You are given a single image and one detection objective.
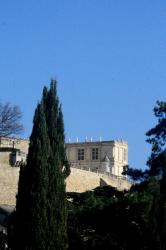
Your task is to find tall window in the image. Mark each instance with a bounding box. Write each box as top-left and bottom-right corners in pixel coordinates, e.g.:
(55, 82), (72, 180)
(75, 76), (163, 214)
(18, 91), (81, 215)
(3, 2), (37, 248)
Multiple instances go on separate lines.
(78, 148), (84, 161)
(92, 148), (99, 160)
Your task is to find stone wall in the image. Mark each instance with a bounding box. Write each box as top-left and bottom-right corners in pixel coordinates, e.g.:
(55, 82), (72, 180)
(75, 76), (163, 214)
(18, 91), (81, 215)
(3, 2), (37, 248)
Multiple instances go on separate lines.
(66, 168), (131, 192)
(0, 152), (11, 165)
(66, 168), (101, 192)
(0, 164), (19, 205)
(0, 137), (29, 154)
(0, 164), (131, 206)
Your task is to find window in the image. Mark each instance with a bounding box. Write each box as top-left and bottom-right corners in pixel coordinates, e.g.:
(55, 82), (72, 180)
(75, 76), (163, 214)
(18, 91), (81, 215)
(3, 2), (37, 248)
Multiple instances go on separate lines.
(92, 148), (99, 160)
(78, 149), (84, 161)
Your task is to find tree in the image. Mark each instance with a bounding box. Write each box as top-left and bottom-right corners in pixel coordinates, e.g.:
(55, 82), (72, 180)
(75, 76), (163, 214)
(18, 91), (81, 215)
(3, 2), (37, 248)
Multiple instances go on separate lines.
(146, 101), (166, 249)
(122, 165), (149, 182)
(121, 101), (166, 248)
(8, 80), (70, 250)
(122, 101), (166, 182)
(67, 186), (156, 250)
(0, 102), (23, 137)
(146, 101), (166, 176)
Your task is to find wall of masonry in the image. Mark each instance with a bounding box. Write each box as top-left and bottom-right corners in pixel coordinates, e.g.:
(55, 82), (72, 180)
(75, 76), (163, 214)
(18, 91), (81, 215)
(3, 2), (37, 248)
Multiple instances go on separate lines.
(0, 164), (131, 206)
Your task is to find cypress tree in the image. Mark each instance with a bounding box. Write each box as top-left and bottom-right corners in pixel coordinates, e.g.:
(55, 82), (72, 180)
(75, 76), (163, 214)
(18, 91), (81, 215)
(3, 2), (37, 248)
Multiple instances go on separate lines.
(44, 80), (69, 249)
(9, 80), (69, 250)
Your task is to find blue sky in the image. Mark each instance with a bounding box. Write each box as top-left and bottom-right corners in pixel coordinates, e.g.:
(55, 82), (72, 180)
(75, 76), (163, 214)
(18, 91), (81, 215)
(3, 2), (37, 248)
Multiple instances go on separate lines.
(0, 1), (166, 169)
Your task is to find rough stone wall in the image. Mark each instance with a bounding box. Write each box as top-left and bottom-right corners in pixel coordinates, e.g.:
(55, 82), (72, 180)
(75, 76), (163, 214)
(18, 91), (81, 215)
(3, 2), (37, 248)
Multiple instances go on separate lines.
(0, 152), (11, 165)
(100, 175), (131, 191)
(0, 164), (131, 206)
(66, 168), (101, 192)
(0, 137), (29, 154)
(66, 168), (131, 192)
(0, 164), (19, 205)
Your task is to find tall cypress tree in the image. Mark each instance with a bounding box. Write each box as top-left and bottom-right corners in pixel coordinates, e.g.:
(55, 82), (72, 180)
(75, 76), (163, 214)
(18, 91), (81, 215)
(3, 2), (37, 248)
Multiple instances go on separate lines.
(8, 80), (69, 250)
(44, 80), (69, 249)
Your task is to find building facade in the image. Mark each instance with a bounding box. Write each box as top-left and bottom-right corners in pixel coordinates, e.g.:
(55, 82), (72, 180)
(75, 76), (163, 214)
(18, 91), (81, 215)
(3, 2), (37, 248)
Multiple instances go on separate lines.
(0, 137), (29, 165)
(0, 137), (128, 177)
(66, 140), (128, 177)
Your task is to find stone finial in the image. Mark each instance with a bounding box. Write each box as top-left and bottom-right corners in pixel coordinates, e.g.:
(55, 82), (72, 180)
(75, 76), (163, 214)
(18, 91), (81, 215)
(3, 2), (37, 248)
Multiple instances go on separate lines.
(103, 154), (110, 162)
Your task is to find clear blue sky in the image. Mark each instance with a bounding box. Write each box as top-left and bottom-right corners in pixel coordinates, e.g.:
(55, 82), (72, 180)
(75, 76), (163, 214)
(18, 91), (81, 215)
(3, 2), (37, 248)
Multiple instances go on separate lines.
(0, 1), (166, 169)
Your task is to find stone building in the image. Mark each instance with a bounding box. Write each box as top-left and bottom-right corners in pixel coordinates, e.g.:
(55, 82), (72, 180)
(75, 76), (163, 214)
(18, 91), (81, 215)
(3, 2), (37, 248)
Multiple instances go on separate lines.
(66, 140), (128, 177)
(0, 137), (29, 166)
(0, 137), (130, 205)
(0, 137), (128, 177)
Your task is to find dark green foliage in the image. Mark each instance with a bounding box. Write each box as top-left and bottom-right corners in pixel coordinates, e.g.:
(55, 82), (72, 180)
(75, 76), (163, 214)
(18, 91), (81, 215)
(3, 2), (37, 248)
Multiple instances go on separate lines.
(158, 152), (166, 250)
(146, 101), (166, 176)
(122, 101), (166, 249)
(122, 165), (149, 182)
(8, 80), (69, 249)
(146, 101), (166, 154)
(123, 101), (166, 181)
(67, 186), (157, 250)
(0, 231), (7, 250)
(145, 101), (166, 249)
